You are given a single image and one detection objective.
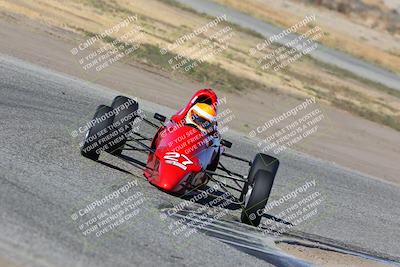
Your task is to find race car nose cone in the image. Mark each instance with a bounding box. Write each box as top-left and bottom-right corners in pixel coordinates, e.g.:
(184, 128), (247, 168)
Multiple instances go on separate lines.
(161, 182), (175, 191)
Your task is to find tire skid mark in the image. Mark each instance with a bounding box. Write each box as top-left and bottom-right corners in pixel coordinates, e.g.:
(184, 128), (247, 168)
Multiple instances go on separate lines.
(163, 207), (400, 267)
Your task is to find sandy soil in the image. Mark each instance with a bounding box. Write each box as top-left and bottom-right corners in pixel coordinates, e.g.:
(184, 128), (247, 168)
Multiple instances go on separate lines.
(0, 13), (399, 187)
(213, 0), (400, 74)
(0, 256), (25, 267)
(278, 243), (393, 267)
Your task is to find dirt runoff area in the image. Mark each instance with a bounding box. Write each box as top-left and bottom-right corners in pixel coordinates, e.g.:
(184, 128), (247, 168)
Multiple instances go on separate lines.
(278, 243), (393, 267)
(0, 11), (399, 189)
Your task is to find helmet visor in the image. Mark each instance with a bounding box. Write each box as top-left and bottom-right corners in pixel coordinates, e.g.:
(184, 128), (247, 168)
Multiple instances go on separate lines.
(190, 112), (214, 131)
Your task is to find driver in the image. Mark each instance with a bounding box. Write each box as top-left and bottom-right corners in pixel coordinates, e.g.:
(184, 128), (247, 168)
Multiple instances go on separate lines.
(185, 103), (217, 134)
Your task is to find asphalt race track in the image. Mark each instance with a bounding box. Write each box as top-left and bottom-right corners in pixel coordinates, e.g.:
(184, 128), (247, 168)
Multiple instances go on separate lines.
(1, 54), (400, 266)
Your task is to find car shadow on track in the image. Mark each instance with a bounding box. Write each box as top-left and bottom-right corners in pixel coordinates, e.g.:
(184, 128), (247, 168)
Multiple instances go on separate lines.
(118, 154), (148, 170)
(103, 153), (292, 226)
(182, 185), (292, 226)
(97, 160), (134, 175)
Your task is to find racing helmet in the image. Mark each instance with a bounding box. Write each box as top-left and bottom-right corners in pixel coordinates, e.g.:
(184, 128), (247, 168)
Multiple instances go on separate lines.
(185, 103), (217, 133)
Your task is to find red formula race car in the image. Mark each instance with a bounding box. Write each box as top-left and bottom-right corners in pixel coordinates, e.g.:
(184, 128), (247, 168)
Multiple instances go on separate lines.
(80, 89), (279, 226)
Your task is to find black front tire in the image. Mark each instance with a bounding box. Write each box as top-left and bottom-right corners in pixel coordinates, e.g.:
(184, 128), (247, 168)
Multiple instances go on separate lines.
(240, 153), (279, 201)
(81, 105), (114, 161)
(108, 95), (139, 155)
(241, 170), (275, 227)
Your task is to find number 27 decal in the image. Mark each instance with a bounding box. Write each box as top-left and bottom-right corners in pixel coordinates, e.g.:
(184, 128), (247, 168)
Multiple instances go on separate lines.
(163, 152), (193, 170)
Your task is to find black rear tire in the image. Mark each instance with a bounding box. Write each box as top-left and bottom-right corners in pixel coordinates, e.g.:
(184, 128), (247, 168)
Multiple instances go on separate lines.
(241, 170), (275, 227)
(108, 96), (139, 155)
(240, 153), (279, 201)
(81, 105), (114, 161)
